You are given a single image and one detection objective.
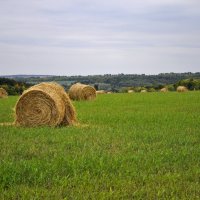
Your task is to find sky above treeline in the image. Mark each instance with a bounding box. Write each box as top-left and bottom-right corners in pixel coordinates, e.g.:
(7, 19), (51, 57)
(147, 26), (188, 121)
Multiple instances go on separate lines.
(0, 0), (200, 75)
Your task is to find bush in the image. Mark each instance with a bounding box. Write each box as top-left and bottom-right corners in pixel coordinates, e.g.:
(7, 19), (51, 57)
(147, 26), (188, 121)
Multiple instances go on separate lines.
(148, 88), (156, 92)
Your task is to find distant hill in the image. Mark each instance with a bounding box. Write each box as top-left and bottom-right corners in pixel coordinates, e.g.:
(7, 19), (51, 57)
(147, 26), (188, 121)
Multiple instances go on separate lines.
(0, 75), (54, 79)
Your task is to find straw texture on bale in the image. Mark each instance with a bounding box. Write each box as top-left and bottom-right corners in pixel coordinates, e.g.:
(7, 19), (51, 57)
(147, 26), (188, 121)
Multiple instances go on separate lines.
(15, 82), (76, 127)
(177, 86), (188, 92)
(0, 88), (8, 98)
(69, 83), (96, 100)
(160, 88), (168, 92)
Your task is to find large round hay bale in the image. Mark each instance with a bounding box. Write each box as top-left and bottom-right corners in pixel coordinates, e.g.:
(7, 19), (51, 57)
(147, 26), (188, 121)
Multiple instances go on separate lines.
(141, 89), (147, 93)
(160, 88), (168, 92)
(0, 88), (8, 98)
(15, 82), (76, 127)
(69, 83), (96, 101)
(177, 86), (188, 92)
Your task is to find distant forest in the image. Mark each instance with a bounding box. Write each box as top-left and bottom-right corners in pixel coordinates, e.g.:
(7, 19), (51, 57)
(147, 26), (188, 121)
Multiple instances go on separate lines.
(1, 72), (200, 94)
(7, 72), (200, 90)
(0, 77), (30, 95)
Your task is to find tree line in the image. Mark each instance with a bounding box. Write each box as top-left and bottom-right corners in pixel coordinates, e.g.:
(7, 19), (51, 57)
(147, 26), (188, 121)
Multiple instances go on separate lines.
(1, 72), (200, 94)
(0, 78), (30, 95)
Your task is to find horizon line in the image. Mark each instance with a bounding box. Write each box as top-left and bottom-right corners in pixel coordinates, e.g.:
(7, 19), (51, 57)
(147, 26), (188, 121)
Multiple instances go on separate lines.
(0, 71), (200, 77)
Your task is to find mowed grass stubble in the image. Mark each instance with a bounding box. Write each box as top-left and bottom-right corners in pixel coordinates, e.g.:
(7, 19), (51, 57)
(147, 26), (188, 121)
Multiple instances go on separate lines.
(0, 92), (200, 199)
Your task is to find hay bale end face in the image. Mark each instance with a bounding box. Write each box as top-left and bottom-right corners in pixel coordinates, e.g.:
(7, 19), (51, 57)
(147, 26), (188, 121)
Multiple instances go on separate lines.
(177, 86), (188, 92)
(0, 88), (8, 98)
(15, 82), (76, 127)
(69, 83), (96, 101)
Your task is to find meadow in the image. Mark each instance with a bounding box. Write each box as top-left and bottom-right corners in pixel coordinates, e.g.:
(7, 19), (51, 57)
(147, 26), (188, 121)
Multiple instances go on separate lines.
(0, 92), (200, 199)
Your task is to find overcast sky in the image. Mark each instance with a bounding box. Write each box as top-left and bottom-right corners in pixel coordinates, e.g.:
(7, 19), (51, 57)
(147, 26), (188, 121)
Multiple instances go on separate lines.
(0, 0), (199, 75)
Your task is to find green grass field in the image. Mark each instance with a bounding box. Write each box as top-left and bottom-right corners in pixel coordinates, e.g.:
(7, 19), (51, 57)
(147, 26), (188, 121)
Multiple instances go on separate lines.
(0, 92), (200, 199)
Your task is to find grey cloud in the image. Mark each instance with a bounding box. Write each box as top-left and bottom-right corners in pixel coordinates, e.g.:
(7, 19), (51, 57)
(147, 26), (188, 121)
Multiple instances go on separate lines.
(0, 0), (199, 75)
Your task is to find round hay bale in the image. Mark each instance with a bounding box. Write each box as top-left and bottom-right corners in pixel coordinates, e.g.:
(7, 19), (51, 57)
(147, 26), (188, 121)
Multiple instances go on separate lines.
(69, 83), (96, 101)
(15, 82), (76, 127)
(141, 89), (147, 93)
(160, 88), (168, 92)
(128, 90), (134, 93)
(177, 86), (188, 92)
(0, 88), (8, 98)
(96, 90), (106, 94)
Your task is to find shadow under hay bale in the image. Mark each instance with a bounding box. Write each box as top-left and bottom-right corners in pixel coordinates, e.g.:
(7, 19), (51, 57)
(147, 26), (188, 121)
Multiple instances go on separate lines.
(15, 82), (76, 127)
(69, 83), (96, 101)
(177, 86), (188, 92)
(0, 88), (8, 98)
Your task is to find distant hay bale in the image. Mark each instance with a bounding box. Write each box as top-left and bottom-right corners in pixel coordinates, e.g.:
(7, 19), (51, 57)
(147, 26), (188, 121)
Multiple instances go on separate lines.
(96, 90), (106, 94)
(128, 90), (134, 93)
(69, 83), (96, 100)
(0, 88), (8, 98)
(141, 89), (147, 93)
(107, 92), (112, 94)
(160, 88), (168, 92)
(15, 82), (76, 127)
(177, 86), (188, 92)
